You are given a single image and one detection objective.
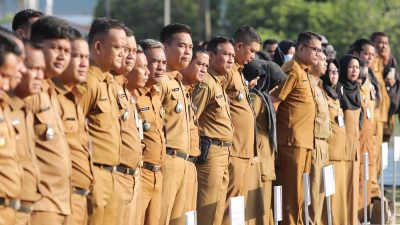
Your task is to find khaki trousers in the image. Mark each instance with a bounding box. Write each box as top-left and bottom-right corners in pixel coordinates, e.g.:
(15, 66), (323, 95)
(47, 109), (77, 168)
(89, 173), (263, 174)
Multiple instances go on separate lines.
(309, 140), (329, 225)
(345, 160), (360, 225)
(0, 207), (16, 225)
(246, 157), (265, 225)
(15, 211), (31, 225)
(262, 180), (274, 225)
(69, 193), (88, 225)
(87, 166), (121, 225)
(138, 169), (162, 225)
(371, 121), (383, 198)
(279, 146), (312, 225)
(159, 155), (187, 225)
(115, 171), (141, 225)
(31, 211), (68, 225)
(184, 161), (198, 212)
(321, 160), (347, 225)
(196, 145), (229, 225)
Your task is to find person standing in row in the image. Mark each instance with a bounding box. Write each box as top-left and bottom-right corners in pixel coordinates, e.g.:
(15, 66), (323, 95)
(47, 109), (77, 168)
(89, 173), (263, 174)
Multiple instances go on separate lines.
(223, 25), (262, 225)
(29, 16), (73, 225)
(158, 23), (193, 225)
(192, 36), (235, 225)
(79, 18), (125, 225)
(134, 39), (166, 225)
(336, 54), (362, 225)
(12, 9), (43, 40)
(50, 28), (94, 225)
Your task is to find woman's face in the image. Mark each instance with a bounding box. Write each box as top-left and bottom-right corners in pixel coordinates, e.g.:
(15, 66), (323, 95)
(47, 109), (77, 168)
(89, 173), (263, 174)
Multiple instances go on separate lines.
(328, 63), (339, 86)
(347, 59), (360, 82)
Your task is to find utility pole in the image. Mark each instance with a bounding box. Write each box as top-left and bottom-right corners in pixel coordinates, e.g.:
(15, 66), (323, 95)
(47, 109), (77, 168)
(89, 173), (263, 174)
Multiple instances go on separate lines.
(104, 0), (111, 18)
(203, 0), (211, 40)
(45, 0), (53, 15)
(164, 0), (171, 26)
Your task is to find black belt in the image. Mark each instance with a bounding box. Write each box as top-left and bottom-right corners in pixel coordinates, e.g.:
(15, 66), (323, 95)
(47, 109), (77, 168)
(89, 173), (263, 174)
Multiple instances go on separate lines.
(93, 163), (116, 172)
(211, 140), (232, 147)
(73, 187), (90, 196)
(0, 197), (20, 210)
(166, 149), (190, 160)
(187, 155), (196, 163)
(116, 164), (139, 176)
(142, 162), (161, 172)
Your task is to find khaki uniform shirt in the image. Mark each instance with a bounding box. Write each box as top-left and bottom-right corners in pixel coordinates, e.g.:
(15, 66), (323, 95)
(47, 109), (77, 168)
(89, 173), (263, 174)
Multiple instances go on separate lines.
(309, 76), (331, 139)
(51, 77), (94, 190)
(158, 70), (190, 153)
(225, 63), (255, 158)
(326, 96), (346, 161)
(344, 108), (361, 161)
(114, 75), (142, 168)
(25, 80), (71, 214)
(79, 65), (121, 166)
(0, 92), (22, 199)
(184, 84), (200, 157)
(133, 86), (165, 166)
(250, 92), (275, 181)
(8, 93), (41, 202)
(359, 77), (376, 162)
(272, 55), (315, 149)
(192, 69), (234, 142)
(372, 57), (390, 123)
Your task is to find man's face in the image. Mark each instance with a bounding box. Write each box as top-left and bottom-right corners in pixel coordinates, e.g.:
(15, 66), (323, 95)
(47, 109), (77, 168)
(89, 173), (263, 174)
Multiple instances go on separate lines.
(63, 39), (90, 85)
(357, 44), (375, 68)
(264, 43), (277, 59)
(127, 53), (149, 88)
(164, 32), (193, 71)
(298, 38), (322, 66)
(96, 28), (126, 72)
(311, 53), (327, 77)
(234, 41), (260, 65)
(16, 46), (45, 96)
(145, 48), (167, 86)
(116, 36), (137, 75)
(0, 53), (20, 91)
(374, 36), (389, 56)
(182, 52), (209, 84)
(210, 42), (235, 75)
(41, 38), (71, 78)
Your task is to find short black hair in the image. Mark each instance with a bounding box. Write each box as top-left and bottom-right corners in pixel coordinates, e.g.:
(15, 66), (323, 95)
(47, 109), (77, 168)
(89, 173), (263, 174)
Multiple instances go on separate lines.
(207, 36), (234, 54)
(370, 32), (388, 42)
(124, 26), (134, 37)
(88, 17), (125, 46)
(192, 45), (208, 61)
(232, 25), (261, 44)
(70, 28), (84, 41)
(159, 23), (191, 44)
(0, 31), (22, 66)
(30, 16), (72, 43)
(262, 39), (278, 49)
(12, 9), (44, 31)
(295, 31), (322, 50)
(352, 38), (374, 54)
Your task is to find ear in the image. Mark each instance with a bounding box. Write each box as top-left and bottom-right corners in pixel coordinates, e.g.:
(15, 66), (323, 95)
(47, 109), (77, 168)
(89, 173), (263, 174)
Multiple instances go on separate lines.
(94, 41), (101, 54)
(208, 51), (215, 61)
(234, 42), (242, 51)
(15, 29), (24, 37)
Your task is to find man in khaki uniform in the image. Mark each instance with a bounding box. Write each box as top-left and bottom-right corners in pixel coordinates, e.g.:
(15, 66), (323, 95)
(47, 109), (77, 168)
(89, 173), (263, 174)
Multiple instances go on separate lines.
(49, 29), (94, 225)
(271, 31), (322, 225)
(12, 9), (43, 39)
(179, 47), (209, 215)
(308, 52), (331, 225)
(9, 41), (43, 225)
(0, 31), (25, 225)
(192, 36), (235, 225)
(29, 16), (73, 225)
(110, 27), (142, 225)
(158, 23), (193, 225)
(133, 39), (166, 225)
(79, 18), (125, 225)
(222, 26), (262, 225)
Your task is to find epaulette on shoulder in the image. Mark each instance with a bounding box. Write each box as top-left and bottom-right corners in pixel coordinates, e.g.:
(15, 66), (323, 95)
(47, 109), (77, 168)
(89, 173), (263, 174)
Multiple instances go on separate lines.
(75, 82), (88, 95)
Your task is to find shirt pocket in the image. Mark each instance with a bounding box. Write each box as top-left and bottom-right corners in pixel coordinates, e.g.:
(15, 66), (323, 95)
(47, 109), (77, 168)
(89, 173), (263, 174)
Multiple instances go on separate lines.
(62, 117), (79, 134)
(34, 110), (55, 140)
(215, 97), (227, 119)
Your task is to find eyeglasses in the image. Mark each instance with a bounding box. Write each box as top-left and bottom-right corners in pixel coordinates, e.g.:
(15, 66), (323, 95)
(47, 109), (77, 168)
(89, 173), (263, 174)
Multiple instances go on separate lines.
(304, 44), (323, 53)
(329, 69), (339, 75)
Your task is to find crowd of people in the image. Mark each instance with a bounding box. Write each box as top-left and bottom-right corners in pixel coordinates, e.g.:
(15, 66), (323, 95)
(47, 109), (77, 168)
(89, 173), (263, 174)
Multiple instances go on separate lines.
(0, 8), (398, 225)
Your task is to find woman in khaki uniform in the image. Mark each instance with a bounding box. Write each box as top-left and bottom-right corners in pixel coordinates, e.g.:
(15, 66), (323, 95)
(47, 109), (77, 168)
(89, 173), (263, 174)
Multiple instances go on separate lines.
(336, 55), (362, 225)
(320, 59), (347, 225)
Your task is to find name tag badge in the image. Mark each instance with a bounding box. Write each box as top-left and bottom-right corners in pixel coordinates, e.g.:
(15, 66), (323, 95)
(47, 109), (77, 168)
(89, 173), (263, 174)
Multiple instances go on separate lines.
(366, 107), (372, 119)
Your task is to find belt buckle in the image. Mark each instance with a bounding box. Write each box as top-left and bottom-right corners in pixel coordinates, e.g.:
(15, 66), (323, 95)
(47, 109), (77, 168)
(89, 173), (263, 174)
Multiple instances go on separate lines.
(185, 153), (189, 160)
(9, 199), (20, 210)
(84, 189), (90, 196)
(125, 168), (130, 174)
(112, 166), (117, 173)
(134, 169), (139, 176)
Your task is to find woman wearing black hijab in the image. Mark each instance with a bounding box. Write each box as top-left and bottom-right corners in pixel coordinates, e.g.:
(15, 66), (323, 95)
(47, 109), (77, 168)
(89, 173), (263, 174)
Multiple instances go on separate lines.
(336, 54), (362, 225)
(320, 59), (348, 225)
